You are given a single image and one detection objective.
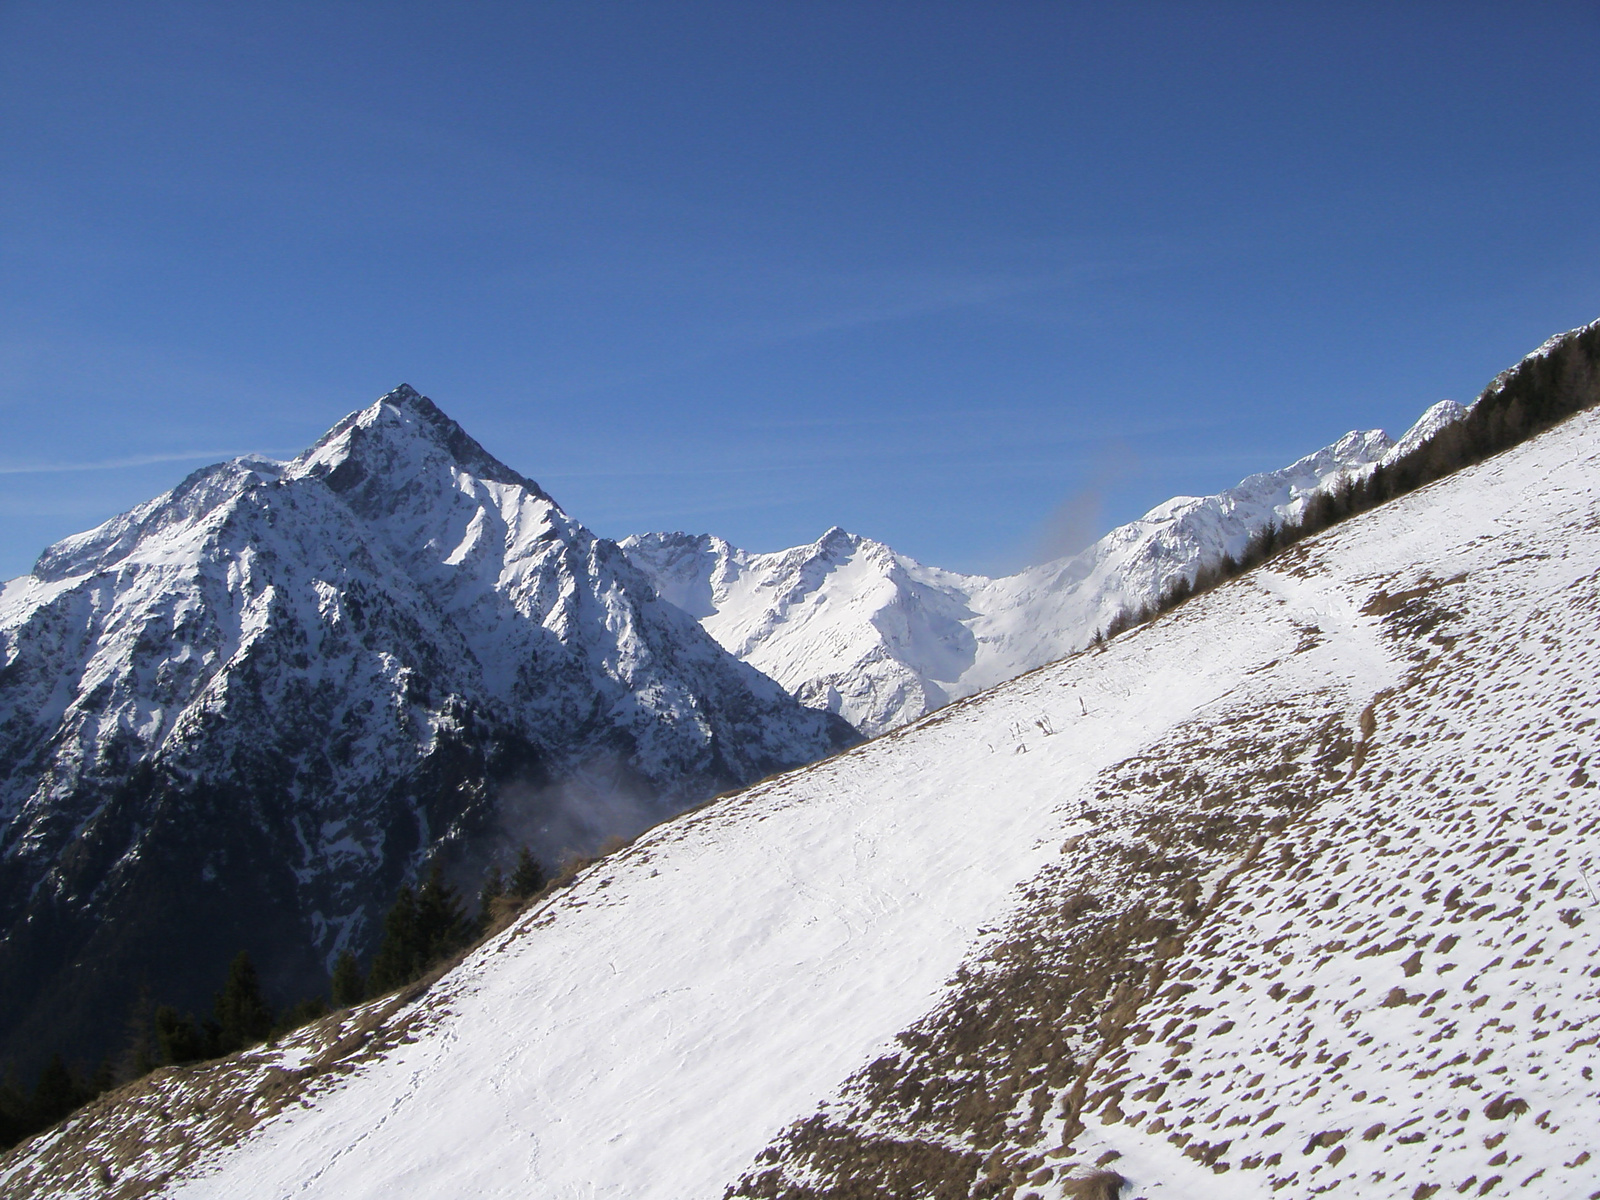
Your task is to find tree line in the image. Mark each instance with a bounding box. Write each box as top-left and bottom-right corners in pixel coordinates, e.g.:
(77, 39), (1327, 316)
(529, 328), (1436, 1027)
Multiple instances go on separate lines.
(0, 847), (547, 1151)
(1097, 320), (1600, 642)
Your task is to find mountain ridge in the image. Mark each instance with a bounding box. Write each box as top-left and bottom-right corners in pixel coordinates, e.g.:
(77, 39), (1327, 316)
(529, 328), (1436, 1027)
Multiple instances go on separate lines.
(0, 386), (854, 1078)
(622, 406), (1462, 735)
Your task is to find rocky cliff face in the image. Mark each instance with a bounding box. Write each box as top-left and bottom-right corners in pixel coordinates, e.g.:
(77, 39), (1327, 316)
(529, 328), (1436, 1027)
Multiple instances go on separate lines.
(0, 386), (855, 1074)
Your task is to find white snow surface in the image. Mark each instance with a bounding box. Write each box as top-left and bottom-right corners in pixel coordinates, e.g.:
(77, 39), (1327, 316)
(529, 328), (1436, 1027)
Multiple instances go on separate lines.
(44, 401), (1592, 1199)
(623, 405), (1461, 736)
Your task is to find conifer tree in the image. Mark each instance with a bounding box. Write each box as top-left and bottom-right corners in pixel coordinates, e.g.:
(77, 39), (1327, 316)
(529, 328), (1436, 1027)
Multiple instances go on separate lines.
(367, 865), (474, 994)
(414, 862), (469, 964)
(509, 846), (546, 899)
(214, 951), (274, 1054)
(365, 885), (420, 994)
(120, 985), (160, 1081)
(154, 1005), (208, 1064)
(478, 863), (504, 906)
(88, 1058), (114, 1097)
(476, 863), (507, 933)
(330, 949), (366, 1008)
(30, 1054), (78, 1128)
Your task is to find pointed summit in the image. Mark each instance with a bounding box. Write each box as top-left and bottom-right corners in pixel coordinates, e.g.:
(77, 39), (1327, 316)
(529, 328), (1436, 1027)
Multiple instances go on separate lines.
(291, 386), (550, 501)
(0, 382), (855, 1084)
(811, 526), (863, 563)
(374, 383), (479, 439)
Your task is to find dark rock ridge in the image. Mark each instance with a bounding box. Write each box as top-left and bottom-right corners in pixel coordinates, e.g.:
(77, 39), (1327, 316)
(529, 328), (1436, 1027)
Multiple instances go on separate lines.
(0, 385), (857, 1075)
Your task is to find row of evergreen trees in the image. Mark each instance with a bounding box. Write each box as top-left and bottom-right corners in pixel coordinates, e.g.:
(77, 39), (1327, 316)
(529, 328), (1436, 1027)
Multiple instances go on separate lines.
(0, 847), (549, 1151)
(331, 848), (546, 1006)
(0, 950), (281, 1149)
(1097, 320), (1600, 642)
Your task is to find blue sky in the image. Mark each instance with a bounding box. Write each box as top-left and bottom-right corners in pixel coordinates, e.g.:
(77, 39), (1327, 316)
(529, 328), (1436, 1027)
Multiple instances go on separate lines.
(3, 2), (1598, 579)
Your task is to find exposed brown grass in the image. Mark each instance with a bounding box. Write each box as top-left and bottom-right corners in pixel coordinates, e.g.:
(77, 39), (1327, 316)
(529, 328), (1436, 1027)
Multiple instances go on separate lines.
(726, 694), (1357, 1198)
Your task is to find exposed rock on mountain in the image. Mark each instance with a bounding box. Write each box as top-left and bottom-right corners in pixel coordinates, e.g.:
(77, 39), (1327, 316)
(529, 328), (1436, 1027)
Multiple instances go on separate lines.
(0, 386), (855, 1076)
(623, 408), (1462, 735)
(6, 325), (1597, 1200)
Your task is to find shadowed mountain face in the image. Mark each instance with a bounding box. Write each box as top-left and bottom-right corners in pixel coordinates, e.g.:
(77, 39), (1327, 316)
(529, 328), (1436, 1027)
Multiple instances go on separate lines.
(0, 386), (857, 1075)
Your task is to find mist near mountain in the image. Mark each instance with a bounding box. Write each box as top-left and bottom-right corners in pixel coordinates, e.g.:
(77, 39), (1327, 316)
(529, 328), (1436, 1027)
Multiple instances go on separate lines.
(622, 406), (1464, 735)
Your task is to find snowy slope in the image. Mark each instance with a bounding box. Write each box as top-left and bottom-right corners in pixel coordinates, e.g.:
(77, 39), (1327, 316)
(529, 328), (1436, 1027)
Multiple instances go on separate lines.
(10, 392), (1597, 1199)
(623, 406), (1461, 735)
(0, 386), (853, 1076)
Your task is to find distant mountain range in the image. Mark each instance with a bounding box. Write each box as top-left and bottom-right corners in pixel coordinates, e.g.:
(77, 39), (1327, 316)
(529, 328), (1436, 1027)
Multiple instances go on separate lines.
(0, 386), (854, 1075)
(622, 400), (1463, 735)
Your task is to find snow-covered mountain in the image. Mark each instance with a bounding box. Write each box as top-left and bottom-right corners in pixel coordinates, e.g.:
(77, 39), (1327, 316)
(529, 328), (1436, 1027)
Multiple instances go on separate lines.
(621, 526), (987, 736)
(7, 329), (1597, 1200)
(623, 404), (1463, 735)
(0, 386), (854, 1075)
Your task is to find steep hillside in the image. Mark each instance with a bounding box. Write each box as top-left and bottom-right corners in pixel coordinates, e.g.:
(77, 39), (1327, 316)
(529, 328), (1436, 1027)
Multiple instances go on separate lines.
(623, 408), (1458, 735)
(8, 366), (1598, 1198)
(0, 386), (854, 1077)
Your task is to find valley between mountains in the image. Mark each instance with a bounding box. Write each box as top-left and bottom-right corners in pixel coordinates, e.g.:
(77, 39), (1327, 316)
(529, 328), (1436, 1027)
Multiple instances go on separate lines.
(4, 328), (1598, 1198)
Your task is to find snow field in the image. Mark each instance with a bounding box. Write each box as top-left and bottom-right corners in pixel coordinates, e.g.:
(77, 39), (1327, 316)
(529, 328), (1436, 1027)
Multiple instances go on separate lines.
(157, 561), (1317, 1199)
(1048, 537), (1600, 1197)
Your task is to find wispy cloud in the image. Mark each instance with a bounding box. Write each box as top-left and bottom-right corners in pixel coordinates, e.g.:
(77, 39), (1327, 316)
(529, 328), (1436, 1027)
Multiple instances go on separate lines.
(499, 233), (1169, 403)
(0, 450), (261, 476)
(731, 274), (1060, 345)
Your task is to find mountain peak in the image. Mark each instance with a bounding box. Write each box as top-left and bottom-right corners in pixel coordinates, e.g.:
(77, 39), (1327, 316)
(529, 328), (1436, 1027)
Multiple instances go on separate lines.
(292, 386), (550, 500)
(815, 526), (858, 554)
(375, 383), (453, 426)
(0, 381), (856, 1087)
(618, 408), (1444, 736)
